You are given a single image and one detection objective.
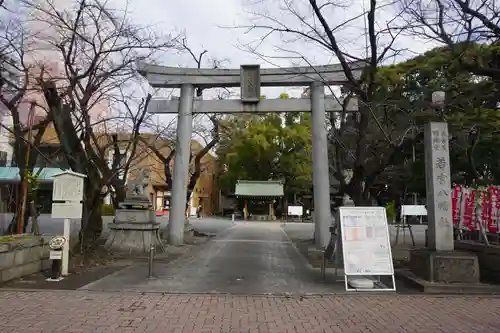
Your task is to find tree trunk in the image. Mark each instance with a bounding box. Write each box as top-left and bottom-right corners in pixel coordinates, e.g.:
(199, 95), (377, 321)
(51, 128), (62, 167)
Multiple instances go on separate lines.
(347, 180), (370, 206)
(6, 182), (25, 234)
(185, 189), (192, 213)
(79, 179), (103, 252)
(30, 200), (40, 235)
(185, 188), (193, 227)
(111, 182), (126, 208)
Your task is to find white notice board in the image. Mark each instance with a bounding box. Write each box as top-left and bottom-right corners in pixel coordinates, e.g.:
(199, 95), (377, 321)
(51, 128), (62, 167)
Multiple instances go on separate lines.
(287, 205), (303, 216)
(401, 205), (427, 216)
(52, 172), (85, 202)
(338, 207), (394, 276)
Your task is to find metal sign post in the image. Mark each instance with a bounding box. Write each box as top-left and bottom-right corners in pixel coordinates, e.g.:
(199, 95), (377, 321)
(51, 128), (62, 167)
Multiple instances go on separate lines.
(394, 205), (427, 246)
(46, 236), (66, 282)
(51, 171), (86, 276)
(334, 207), (396, 292)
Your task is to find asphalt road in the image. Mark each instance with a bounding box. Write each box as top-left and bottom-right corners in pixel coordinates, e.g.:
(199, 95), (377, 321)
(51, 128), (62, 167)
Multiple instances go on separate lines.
(81, 221), (338, 294)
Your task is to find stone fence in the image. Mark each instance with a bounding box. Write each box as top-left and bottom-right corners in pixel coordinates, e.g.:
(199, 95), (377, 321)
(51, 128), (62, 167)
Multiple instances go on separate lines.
(455, 241), (500, 284)
(0, 235), (49, 283)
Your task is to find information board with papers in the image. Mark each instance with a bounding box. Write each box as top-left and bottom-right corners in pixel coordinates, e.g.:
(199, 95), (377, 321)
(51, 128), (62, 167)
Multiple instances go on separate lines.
(338, 207), (394, 276)
(52, 171), (85, 202)
(287, 205), (303, 216)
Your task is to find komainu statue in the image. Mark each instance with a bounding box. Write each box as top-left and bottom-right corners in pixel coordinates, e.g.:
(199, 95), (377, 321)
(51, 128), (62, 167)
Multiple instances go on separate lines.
(125, 168), (151, 198)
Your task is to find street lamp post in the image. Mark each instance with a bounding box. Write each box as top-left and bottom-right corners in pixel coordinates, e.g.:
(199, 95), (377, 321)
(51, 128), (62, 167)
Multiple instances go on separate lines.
(409, 91), (446, 212)
(431, 90), (446, 118)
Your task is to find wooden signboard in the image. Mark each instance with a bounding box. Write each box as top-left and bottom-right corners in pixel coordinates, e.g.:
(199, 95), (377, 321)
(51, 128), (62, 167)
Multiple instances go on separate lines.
(51, 202), (83, 219)
(336, 206), (396, 291)
(52, 171), (86, 202)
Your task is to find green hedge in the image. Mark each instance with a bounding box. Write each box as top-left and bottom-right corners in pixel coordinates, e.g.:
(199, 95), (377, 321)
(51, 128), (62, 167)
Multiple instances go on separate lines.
(385, 201), (396, 223)
(102, 204), (115, 216)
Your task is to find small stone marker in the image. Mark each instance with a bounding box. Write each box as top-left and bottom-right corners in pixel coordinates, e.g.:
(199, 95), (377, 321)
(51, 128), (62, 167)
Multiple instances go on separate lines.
(424, 122), (454, 251)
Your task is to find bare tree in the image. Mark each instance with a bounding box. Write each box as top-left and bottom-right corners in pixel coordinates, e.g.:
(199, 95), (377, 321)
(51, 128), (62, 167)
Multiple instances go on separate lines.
(238, 0), (420, 205)
(17, 0), (180, 249)
(400, 0), (500, 79)
(0, 2), (56, 233)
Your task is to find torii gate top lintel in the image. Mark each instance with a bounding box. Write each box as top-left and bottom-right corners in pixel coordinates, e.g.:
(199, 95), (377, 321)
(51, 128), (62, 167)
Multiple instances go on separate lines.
(137, 60), (366, 89)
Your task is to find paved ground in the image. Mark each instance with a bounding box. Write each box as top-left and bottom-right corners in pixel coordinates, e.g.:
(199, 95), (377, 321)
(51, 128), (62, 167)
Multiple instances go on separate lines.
(0, 213), (426, 248)
(281, 222), (427, 246)
(3, 219), (498, 332)
(189, 217), (236, 235)
(81, 222), (340, 294)
(0, 291), (499, 332)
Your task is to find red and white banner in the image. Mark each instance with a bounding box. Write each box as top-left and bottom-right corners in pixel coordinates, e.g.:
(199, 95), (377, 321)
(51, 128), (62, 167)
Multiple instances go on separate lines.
(451, 185), (500, 233)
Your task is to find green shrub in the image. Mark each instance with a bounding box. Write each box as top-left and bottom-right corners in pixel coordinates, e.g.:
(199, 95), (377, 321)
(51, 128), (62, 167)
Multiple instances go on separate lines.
(385, 201), (396, 223)
(102, 204), (115, 216)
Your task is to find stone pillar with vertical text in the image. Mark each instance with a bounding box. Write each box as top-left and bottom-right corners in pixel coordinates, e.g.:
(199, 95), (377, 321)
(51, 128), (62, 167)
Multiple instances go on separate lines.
(424, 122), (454, 251)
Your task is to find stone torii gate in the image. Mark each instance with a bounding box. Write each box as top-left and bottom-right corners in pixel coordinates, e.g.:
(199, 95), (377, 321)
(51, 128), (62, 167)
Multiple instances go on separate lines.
(138, 62), (363, 247)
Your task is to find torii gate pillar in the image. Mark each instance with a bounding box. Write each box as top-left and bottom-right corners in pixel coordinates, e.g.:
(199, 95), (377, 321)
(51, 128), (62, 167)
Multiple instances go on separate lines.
(310, 82), (332, 248)
(167, 84), (194, 245)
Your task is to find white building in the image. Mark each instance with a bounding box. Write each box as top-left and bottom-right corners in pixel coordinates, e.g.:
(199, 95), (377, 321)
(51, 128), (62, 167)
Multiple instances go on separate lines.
(0, 114), (13, 166)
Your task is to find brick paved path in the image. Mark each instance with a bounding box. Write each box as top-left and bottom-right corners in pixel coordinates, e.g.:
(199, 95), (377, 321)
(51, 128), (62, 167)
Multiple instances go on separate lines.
(1, 291), (499, 333)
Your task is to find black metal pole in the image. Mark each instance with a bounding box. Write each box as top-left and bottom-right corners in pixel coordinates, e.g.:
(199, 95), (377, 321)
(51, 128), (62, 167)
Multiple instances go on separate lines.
(50, 249), (62, 279)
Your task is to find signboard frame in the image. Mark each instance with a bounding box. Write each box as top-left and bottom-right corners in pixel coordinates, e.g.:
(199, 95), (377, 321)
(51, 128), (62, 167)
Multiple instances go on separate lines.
(50, 170), (86, 277)
(49, 250), (63, 260)
(287, 205), (303, 216)
(51, 202), (83, 219)
(401, 205), (427, 217)
(52, 171), (86, 203)
(336, 206), (396, 292)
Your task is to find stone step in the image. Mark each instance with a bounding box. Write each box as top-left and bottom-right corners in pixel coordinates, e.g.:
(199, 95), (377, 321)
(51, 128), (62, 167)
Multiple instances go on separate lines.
(396, 269), (500, 294)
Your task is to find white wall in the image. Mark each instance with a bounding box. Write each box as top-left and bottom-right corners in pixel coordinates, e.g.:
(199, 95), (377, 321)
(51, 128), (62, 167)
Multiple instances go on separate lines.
(0, 114), (14, 165)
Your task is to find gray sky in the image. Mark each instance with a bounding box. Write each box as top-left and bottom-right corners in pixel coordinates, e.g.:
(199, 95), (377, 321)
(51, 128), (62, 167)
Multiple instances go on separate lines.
(2, 0), (441, 131)
(114, 0), (439, 99)
(123, 0), (301, 98)
(101, 0), (441, 132)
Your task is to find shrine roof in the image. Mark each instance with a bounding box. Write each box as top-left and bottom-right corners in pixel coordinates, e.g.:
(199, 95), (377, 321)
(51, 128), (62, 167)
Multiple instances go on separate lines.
(0, 167), (66, 183)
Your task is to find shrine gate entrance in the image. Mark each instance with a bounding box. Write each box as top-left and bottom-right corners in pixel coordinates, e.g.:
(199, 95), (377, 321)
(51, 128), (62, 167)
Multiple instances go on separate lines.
(138, 62), (363, 247)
